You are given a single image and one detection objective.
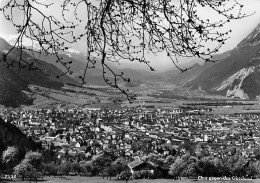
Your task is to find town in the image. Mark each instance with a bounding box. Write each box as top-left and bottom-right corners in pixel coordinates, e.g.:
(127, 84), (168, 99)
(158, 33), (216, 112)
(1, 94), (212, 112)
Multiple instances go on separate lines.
(1, 105), (260, 180)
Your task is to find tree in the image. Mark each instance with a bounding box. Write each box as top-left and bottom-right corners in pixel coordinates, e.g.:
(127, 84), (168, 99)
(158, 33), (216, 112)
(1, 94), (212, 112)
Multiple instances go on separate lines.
(111, 157), (129, 176)
(91, 154), (113, 175)
(169, 156), (187, 178)
(185, 162), (197, 178)
(1, 146), (21, 175)
(70, 161), (80, 175)
(0, 160), (3, 176)
(253, 147), (260, 160)
(14, 151), (43, 181)
(247, 160), (260, 178)
(57, 161), (71, 178)
(194, 143), (210, 158)
(195, 156), (220, 177)
(79, 160), (94, 176)
(117, 167), (132, 183)
(0, 0), (250, 100)
(142, 153), (164, 167)
(164, 155), (176, 169)
(42, 162), (58, 176)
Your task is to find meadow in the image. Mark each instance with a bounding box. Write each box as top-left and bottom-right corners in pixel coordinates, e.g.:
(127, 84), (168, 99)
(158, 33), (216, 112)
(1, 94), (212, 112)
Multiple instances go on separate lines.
(3, 176), (259, 183)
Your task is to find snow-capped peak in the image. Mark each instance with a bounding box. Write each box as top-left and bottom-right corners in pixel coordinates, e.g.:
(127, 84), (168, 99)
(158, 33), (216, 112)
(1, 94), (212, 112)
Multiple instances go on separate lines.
(67, 48), (80, 54)
(66, 53), (72, 57)
(0, 33), (82, 54)
(0, 33), (42, 50)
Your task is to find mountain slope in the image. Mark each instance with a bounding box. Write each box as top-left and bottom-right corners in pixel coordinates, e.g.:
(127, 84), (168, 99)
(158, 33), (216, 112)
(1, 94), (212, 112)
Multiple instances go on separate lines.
(0, 37), (79, 107)
(0, 63), (32, 107)
(168, 51), (231, 86)
(167, 63), (205, 85)
(0, 117), (42, 155)
(186, 22), (260, 99)
(34, 51), (167, 85)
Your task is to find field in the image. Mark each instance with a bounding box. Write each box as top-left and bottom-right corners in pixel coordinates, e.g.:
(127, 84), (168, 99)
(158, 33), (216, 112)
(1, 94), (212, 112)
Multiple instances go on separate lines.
(19, 83), (260, 115)
(2, 176), (259, 183)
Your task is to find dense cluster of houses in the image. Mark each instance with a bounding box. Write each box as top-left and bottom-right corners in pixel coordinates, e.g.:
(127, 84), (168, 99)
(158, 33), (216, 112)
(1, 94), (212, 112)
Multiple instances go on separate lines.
(1, 106), (260, 163)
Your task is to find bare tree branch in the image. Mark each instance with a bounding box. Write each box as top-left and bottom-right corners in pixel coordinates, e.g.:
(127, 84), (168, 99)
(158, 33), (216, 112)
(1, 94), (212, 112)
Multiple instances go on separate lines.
(0, 0), (252, 102)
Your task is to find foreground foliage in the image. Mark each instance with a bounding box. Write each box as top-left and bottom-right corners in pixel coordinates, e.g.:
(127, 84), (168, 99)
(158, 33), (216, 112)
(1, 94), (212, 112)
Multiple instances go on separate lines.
(2, 144), (260, 180)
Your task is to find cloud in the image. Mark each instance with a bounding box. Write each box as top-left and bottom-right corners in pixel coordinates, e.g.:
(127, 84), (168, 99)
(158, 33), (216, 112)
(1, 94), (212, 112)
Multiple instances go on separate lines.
(67, 48), (80, 54)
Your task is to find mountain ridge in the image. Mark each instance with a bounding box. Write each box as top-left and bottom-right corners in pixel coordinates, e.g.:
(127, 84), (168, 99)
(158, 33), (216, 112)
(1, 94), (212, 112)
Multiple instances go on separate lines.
(0, 37), (79, 107)
(177, 22), (260, 99)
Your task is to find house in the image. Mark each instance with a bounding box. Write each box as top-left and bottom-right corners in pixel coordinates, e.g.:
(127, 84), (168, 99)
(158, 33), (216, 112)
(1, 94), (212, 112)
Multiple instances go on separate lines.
(128, 158), (166, 179)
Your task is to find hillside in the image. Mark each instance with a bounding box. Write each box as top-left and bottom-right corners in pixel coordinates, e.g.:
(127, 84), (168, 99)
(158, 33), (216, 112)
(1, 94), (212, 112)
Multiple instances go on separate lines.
(189, 46), (260, 97)
(0, 117), (41, 155)
(170, 22), (260, 99)
(0, 37), (79, 107)
(168, 51), (231, 86)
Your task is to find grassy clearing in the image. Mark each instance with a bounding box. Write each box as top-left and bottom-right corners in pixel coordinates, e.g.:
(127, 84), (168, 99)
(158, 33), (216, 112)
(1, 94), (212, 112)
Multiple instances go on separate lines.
(1, 176), (175, 183)
(1, 176), (191, 183)
(3, 176), (259, 183)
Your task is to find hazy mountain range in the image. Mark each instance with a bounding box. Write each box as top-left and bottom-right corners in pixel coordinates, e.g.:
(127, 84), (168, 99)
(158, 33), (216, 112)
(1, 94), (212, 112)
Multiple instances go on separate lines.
(1, 22), (260, 106)
(0, 37), (171, 106)
(35, 51), (167, 85)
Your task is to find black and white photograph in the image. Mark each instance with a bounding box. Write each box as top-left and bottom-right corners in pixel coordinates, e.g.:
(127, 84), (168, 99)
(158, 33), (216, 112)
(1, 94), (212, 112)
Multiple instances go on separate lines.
(1, 0), (260, 182)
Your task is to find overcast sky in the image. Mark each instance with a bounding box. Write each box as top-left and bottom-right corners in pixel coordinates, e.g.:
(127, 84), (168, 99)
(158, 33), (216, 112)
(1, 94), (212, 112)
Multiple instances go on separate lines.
(1, 0), (260, 72)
